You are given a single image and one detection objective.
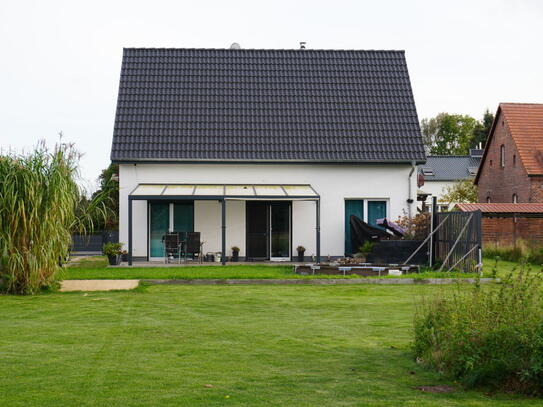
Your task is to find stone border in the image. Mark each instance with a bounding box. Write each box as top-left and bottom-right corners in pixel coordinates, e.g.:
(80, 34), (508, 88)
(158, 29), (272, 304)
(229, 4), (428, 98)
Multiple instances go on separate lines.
(143, 278), (497, 285)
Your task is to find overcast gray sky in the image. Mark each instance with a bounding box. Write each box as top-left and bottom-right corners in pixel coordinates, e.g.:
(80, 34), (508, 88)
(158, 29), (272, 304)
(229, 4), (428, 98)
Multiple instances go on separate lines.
(1, 0), (542, 190)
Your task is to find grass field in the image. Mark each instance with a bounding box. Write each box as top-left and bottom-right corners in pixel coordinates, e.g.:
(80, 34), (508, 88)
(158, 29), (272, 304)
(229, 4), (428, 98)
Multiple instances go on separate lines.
(0, 283), (539, 406)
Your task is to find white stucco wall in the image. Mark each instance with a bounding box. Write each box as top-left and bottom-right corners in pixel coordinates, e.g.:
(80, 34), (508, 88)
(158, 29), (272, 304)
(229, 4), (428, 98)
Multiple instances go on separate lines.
(119, 163), (417, 258)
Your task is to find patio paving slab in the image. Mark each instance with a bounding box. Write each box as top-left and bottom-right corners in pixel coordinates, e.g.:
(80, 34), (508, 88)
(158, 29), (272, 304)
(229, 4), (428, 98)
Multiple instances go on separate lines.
(60, 279), (140, 292)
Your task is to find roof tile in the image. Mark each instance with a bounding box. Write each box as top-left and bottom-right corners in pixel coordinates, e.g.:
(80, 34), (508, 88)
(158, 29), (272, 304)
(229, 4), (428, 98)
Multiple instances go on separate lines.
(500, 103), (543, 175)
(456, 203), (543, 213)
(110, 48), (425, 162)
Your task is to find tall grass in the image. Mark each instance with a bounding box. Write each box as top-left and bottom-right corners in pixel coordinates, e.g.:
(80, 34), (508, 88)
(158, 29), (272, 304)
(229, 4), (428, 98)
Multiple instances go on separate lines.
(413, 266), (543, 395)
(0, 141), (104, 294)
(484, 240), (543, 265)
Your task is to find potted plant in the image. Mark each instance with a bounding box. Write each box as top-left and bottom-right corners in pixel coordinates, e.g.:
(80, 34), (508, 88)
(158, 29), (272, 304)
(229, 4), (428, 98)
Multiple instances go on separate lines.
(231, 246), (240, 262)
(353, 241), (374, 263)
(121, 250), (128, 262)
(103, 242), (123, 266)
(296, 245), (306, 262)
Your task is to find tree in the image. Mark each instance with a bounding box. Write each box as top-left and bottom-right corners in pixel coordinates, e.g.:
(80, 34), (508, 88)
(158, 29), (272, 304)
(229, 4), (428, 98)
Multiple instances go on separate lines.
(471, 109), (494, 149)
(421, 113), (478, 155)
(89, 163), (119, 230)
(440, 179), (478, 206)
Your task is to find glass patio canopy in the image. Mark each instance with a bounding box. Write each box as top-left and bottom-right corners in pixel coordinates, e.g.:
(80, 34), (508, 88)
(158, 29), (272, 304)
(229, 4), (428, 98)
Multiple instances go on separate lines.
(129, 184), (320, 200)
(126, 183), (321, 266)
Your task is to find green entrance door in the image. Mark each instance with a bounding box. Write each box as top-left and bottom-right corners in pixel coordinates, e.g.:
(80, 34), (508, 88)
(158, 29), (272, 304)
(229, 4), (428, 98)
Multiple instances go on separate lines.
(368, 201), (387, 228)
(345, 200), (364, 255)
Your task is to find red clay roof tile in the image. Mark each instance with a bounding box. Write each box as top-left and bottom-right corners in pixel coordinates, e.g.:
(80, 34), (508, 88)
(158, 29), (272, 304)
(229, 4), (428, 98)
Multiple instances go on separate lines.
(501, 103), (543, 175)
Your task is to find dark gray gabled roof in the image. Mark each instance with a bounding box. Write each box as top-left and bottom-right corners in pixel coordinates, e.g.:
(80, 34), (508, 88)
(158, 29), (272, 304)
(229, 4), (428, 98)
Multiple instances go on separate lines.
(419, 155), (481, 181)
(110, 48), (426, 163)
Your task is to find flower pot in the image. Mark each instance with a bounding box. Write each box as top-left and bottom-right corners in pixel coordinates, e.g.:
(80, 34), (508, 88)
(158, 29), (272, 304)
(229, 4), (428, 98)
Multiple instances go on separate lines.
(232, 251), (239, 262)
(297, 251), (305, 262)
(108, 254), (120, 266)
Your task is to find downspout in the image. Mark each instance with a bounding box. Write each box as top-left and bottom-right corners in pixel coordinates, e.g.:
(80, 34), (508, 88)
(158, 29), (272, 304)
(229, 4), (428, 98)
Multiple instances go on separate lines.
(407, 161), (416, 218)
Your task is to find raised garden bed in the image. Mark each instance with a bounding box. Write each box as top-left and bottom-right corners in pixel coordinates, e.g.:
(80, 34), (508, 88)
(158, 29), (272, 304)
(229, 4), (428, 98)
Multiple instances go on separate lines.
(295, 263), (419, 277)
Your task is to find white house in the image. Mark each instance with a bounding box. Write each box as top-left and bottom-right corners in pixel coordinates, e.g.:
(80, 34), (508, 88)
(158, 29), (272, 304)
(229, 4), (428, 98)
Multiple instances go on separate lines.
(110, 47), (426, 264)
(418, 150), (482, 212)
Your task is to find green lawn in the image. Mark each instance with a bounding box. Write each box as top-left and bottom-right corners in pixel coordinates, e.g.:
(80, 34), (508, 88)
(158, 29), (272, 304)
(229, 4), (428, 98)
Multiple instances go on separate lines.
(0, 284), (539, 406)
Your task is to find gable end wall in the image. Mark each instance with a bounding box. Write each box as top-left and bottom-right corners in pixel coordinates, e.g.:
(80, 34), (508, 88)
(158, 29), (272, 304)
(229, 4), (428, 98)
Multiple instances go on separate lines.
(477, 111), (532, 203)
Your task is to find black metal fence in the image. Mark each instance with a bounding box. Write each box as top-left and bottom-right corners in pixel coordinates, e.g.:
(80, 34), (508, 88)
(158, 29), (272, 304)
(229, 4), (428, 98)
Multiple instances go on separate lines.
(433, 210), (482, 272)
(71, 231), (118, 253)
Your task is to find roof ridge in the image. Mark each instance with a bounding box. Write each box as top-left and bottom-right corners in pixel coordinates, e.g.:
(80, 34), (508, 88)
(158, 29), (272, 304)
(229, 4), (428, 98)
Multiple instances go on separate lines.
(122, 47), (406, 53)
(426, 155), (471, 158)
(500, 102), (543, 106)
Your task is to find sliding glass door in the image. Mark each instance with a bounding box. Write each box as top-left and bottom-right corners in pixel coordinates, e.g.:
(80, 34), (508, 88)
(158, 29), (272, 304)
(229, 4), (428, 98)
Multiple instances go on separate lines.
(149, 202), (194, 259)
(270, 202), (290, 260)
(150, 203), (169, 258)
(246, 201), (291, 261)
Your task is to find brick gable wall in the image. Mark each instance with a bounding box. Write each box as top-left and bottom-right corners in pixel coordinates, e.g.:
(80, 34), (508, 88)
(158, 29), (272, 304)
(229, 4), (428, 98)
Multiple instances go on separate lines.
(477, 111), (533, 203)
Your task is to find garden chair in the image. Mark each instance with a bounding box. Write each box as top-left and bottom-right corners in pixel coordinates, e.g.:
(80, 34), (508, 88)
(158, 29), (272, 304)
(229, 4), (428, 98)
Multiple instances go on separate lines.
(162, 233), (182, 264)
(184, 232), (201, 262)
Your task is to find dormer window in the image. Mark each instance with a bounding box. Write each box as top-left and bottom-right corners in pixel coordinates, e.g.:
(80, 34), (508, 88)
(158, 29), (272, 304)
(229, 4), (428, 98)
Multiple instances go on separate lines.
(422, 168), (434, 176)
(500, 145), (505, 167)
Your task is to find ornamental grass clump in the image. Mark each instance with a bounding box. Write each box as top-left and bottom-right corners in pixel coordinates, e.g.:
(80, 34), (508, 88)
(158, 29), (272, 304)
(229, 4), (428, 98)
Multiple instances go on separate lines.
(0, 142), (88, 294)
(413, 267), (543, 395)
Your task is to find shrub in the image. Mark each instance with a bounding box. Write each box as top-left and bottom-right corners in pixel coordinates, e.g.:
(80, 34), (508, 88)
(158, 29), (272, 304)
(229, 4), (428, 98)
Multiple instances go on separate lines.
(0, 142), (81, 294)
(0, 141), (109, 294)
(396, 212), (430, 240)
(413, 267), (543, 395)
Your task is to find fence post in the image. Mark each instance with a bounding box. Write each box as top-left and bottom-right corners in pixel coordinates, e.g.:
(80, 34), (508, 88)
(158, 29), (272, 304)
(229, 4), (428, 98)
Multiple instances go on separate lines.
(430, 197), (438, 266)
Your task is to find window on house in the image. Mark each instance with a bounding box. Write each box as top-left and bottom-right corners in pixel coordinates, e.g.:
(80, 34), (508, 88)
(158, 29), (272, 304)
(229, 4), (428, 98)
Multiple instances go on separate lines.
(490, 159), (493, 167)
(513, 194), (518, 203)
(513, 154), (516, 167)
(486, 196), (491, 203)
(500, 145), (505, 167)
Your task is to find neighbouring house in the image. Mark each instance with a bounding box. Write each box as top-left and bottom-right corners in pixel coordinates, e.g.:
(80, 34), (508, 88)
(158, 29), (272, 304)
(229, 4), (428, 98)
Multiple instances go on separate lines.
(110, 47), (426, 264)
(475, 103), (543, 203)
(418, 149), (482, 211)
(456, 203), (543, 246)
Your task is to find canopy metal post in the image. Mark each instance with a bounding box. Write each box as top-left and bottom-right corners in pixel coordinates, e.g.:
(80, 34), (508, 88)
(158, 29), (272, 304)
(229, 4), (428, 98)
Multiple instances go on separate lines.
(316, 199), (321, 264)
(128, 196), (133, 266)
(221, 199), (226, 265)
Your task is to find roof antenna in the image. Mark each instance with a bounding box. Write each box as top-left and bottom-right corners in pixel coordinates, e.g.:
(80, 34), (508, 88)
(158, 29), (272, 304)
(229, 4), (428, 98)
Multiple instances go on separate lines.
(300, 42), (306, 49)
